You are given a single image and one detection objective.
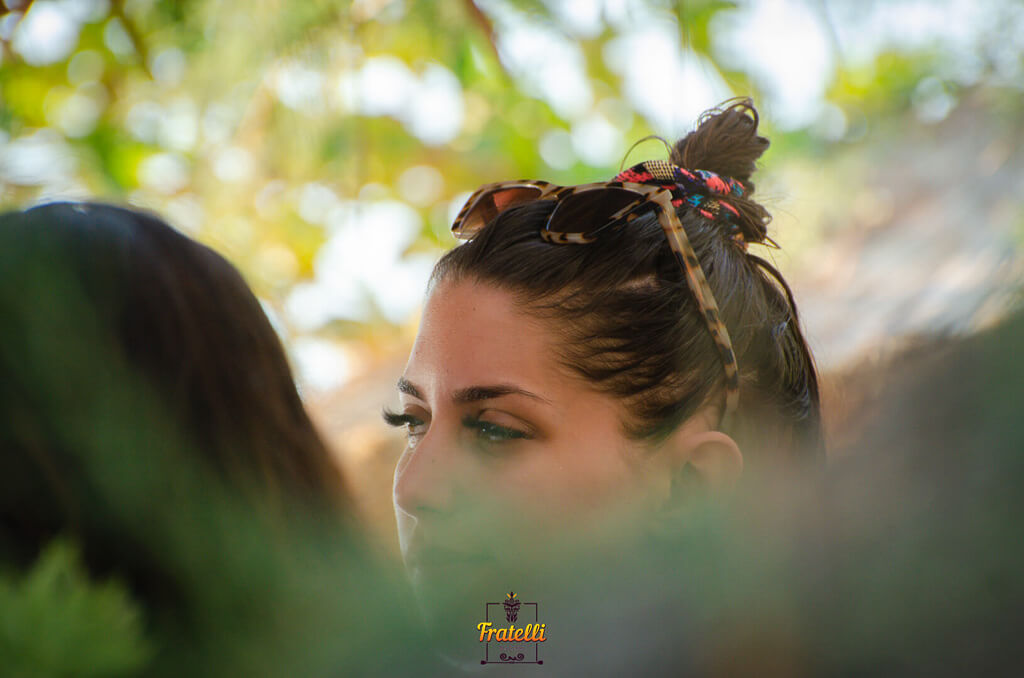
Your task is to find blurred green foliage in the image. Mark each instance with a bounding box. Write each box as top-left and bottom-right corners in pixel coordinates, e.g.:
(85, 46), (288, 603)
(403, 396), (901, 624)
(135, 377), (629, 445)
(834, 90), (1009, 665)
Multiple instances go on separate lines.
(0, 540), (152, 678)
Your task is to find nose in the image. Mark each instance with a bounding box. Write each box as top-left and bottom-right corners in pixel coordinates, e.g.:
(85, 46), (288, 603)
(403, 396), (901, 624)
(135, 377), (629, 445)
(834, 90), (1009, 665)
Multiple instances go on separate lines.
(393, 425), (459, 522)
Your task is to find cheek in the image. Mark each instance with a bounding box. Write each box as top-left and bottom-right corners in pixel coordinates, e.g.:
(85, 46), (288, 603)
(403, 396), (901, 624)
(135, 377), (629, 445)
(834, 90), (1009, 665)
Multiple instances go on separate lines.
(487, 431), (639, 524)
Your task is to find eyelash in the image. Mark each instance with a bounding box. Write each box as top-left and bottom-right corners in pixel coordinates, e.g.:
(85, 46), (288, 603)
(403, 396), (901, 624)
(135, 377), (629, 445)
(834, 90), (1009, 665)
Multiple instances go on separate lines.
(382, 410), (424, 430)
(381, 409), (531, 445)
(461, 415), (530, 443)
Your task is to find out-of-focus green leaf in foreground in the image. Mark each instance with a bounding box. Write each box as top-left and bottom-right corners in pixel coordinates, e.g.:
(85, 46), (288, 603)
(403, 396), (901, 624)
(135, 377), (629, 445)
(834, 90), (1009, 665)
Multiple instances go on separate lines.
(0, 540), (152, 678)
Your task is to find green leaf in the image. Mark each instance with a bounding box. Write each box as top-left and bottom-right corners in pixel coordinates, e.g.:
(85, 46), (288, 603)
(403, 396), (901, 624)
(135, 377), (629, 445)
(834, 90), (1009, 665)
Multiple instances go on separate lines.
(0, 540), (153, 678)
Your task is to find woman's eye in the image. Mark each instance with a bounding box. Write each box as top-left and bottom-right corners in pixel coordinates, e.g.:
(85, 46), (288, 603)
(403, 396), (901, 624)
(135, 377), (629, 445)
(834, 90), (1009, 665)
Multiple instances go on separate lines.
(382, 410), (428, 439)
(462, 416), (530, 444)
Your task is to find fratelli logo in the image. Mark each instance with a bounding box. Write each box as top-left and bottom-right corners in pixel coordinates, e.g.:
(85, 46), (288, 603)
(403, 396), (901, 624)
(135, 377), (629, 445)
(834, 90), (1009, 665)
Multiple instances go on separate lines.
(477, 592), (546, 665)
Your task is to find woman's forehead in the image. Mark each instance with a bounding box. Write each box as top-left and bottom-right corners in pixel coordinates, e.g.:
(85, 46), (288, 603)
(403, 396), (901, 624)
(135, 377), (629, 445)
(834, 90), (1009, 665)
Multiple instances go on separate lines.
(404, 279), (564, 398)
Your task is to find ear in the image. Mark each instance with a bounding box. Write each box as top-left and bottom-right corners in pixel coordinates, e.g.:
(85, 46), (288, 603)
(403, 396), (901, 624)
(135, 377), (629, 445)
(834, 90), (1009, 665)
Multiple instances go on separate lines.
(660, 408), (744, 502)
(679, 430), (744, 492)
(645, 418), (743, 537)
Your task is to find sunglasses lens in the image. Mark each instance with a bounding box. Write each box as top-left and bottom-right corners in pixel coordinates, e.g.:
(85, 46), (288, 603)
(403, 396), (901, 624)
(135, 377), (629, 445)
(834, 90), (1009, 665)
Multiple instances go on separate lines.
(455, 186), (544, 237)
(548, 188), (642, 237)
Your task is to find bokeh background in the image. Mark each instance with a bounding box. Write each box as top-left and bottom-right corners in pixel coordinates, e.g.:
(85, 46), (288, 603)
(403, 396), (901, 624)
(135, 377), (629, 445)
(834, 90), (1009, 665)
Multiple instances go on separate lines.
(2, 0), (1023, 545)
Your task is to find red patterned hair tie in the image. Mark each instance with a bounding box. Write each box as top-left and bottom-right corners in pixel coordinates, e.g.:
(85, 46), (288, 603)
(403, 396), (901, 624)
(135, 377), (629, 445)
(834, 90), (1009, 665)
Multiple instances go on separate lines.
(615, 160), (749, 251)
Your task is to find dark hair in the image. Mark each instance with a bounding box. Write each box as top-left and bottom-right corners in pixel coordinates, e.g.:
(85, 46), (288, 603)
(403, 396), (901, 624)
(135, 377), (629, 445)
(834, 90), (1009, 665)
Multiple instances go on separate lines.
(433, 99), (823, 463)
(0, 201), (350, 587)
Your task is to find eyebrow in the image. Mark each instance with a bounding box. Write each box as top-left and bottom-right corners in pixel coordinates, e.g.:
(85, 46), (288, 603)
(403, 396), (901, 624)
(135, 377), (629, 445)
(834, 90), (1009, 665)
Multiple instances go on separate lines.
(396, 377), (422, 399)
(396, 378), (551, 405)
(453, 385), (551, 405)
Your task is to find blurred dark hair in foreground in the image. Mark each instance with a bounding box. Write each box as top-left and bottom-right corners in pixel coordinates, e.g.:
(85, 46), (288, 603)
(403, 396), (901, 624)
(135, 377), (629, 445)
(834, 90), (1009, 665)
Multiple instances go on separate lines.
(0, 202), (349, 517)
(0, 202), (426, 677)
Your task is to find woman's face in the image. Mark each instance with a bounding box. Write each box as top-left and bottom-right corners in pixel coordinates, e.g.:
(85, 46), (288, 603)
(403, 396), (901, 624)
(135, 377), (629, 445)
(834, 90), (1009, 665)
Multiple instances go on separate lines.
(391, 278), (676, 626)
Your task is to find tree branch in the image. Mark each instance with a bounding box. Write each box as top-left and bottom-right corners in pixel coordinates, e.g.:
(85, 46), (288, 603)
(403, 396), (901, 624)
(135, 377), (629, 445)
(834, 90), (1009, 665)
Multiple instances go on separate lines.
(464, 0), (503, 67)
(110, 0), (153, 79)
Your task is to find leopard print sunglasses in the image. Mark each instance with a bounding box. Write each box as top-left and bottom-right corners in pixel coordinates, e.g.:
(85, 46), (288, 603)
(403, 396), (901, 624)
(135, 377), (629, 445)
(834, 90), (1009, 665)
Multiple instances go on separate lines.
(451, 174), (741, 429)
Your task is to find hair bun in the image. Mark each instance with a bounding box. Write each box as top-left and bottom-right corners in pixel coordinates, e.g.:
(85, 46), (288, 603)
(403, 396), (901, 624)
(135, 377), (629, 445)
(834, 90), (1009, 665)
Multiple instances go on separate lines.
(671, 98), (771, 244)
(671, 98), (768, 192)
